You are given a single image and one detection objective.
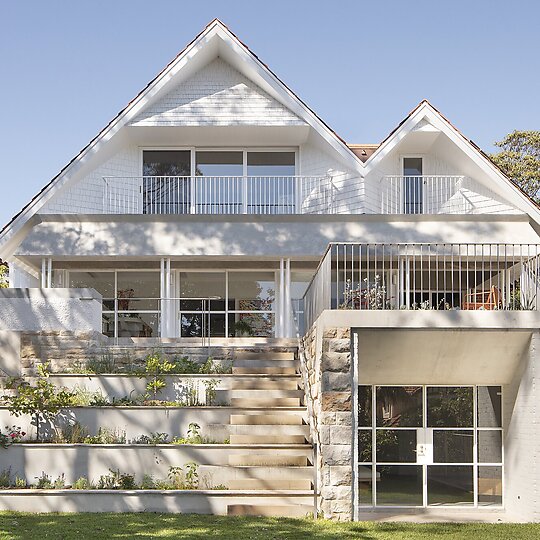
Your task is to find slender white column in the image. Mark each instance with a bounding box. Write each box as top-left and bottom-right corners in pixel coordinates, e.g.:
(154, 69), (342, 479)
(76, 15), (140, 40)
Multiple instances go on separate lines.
(285, 258), (291, 337)
(47, 258), (52, 288)
(278, 259), (285, 338)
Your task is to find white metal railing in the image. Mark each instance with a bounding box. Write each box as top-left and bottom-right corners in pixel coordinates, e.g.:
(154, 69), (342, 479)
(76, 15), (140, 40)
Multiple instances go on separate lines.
(303, 243), (540, 330)
(103, 175), (341, 215)
(381, 175), (471, 214)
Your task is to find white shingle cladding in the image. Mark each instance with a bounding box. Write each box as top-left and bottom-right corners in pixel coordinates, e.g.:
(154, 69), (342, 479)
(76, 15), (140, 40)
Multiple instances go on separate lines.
(363, 153), (521, 215)
(40, 147), (139, 214)
(300, 142), (363, 213)
(130, 58), (306, 127)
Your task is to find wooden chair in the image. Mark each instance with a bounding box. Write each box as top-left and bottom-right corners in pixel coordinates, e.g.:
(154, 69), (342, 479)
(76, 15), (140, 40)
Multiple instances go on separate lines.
(462, 286), (501, 310)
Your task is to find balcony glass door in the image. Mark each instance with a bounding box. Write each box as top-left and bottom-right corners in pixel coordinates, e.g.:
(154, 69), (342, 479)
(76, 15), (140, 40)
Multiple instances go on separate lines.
(143, 150), (191, 214)
(358, 385), (503, 508)
(403, 157), (423, 214)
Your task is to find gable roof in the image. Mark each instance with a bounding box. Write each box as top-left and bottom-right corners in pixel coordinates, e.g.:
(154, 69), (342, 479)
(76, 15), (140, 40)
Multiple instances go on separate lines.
(0, 18), (363, 256)
(363, 99), (540, 220)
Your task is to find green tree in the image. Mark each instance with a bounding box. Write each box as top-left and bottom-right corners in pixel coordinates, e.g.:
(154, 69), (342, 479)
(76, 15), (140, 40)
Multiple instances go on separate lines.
(490, 131), (540, 203)
(0, 263), (8, 288)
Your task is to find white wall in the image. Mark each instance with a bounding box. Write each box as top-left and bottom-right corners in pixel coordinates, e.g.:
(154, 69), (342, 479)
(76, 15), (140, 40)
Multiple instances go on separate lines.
(504, 331), (540, 522)
(0, 288), (102, 333)
(9, 262), (39, 288)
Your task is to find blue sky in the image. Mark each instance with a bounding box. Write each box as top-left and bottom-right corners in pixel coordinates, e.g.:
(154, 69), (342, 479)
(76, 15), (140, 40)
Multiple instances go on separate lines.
(0, 0), (538, 227)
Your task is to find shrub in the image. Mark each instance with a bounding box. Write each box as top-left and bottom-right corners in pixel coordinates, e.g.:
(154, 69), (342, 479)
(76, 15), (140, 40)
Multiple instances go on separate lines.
(35, 472), (53, 489)
(144, 353), (175, 399)
(56, 422), (88, 443)
(97, 469), (137, 490)
(167, 463), (199, 490)
(0, 425), (25, 448)
(2, 363), (75, 442)
(72, 477), (91, 490)
(14, 476), (26, 488)
(53, 474), (66, 489)
(133, 432), (169, 445)
(140, 474), (155, 489)
(0, 468), (11, 487)
(84, 427), (126, 445)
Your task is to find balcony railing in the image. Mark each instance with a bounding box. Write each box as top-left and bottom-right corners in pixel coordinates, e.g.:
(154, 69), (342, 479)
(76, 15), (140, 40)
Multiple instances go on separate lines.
(103, 175), (340, 215)
(380, 175), (484, 214)
(303, 243), (540, 330)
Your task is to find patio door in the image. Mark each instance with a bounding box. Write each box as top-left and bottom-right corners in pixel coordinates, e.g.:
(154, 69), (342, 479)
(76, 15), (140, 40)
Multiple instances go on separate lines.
(357, 385), (503, 508)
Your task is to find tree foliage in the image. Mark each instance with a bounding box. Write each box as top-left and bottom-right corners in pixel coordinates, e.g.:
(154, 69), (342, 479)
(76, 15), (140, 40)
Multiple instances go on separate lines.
(490, 130), (540, 204)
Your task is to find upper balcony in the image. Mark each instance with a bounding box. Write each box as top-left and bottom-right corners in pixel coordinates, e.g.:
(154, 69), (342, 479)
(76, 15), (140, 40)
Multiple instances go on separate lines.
(103, 175), (338, 215)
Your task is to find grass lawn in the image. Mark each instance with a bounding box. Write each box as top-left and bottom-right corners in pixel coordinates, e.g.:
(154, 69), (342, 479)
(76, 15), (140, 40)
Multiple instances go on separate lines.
(0, 513), (539, 540)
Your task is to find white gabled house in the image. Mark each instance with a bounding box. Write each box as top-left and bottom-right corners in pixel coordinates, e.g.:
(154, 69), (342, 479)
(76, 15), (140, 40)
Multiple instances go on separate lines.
(0, 19), (539, 522)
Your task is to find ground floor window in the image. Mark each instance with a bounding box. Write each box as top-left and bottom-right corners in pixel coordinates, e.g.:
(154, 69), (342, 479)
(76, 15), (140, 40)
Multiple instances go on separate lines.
(357, 385), (503, 508)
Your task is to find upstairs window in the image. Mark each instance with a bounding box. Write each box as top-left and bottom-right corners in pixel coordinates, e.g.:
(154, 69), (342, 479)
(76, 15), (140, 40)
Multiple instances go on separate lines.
(403, 157), (423, 214)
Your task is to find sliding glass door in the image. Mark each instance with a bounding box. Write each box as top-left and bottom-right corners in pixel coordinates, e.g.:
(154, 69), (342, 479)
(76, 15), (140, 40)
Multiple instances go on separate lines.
(177, 270), (276, 338)
(358, 385), (503, 508)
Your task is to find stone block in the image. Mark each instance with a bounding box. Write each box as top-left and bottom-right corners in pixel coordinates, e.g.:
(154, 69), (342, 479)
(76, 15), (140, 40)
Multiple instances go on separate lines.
(321, 412), (336, 425)
(322, 372), (351, 392)
(321, 352), (350, 373)
(320, 426), (330, 445)
(334, 412), (353, 426)
(328, 339), (350, 354)
(329, 466), (352, 487)
(330, 425), (352, 445)
(321, 391), (351, 412)
(321, 444), (352, 466)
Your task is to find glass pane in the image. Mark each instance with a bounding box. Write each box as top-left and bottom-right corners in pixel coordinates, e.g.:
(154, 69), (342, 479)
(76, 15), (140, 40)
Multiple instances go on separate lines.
(376, 386), (422, 427)
(247, 152), (295, 176)
(358, 430), (372, 462)
(376, 465), (422, 506)
(69, 271), (115, 306)
(427, 387), (473, 427)
(180, 313), (225, 338)
(143, 151), (191, 215)
(376, 430), (416, 463)
(117, 312), (159, 338)
(228, 272), (275, 311)
(427, 466), (473, 506)
(358, 386), (372, 427)
(229, 313), (274, 338)
(433, 430), (473, 464)
(477, 386), (502, 427)
(117, 272), (160, 311)
(403, 157), (423, 176)
(478, 431), (503, 464)
(195, 151), (243, 176)
(143, 151), (191, 176)
(179, 272), (226, 302)
(102, 312), (114, 338)
(358, 465), (373, 506)
(478, 466), (502, 506)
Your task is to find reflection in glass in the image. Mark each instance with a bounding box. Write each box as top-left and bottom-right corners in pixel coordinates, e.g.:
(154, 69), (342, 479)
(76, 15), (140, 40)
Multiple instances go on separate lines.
(477, 386), (502, 427)
(376, 430), (416, 463)
(478, 466), (502, 506)
(358, 465), (373, 506)
(117, 272), (160, 311)
(69, 271), (115, 307)
(228, 272), (275, 311)
(358, 386), (372, 427)
(179, 272), (226, 301)
(478, 431), (503, 463)
(102, 312), (115, 338)
(376, 466), (422, 506)
(358, 430), (372, 462)
(229, 313), (275, 338)
(427, 466), (473, 505)
(433, 430), (473, 463)
(117, 312), (159, 338)
(427, 387), (473, 427)
(181, 313), (226, 338)
(376, 386), (422, 427)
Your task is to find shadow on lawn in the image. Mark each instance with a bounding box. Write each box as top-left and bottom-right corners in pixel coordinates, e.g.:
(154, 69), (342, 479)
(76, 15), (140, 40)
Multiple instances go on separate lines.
(0, 513), (536, 540)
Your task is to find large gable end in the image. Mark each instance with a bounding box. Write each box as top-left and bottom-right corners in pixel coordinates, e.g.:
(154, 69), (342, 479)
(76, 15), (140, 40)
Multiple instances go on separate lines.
(130, 58), (305, 127)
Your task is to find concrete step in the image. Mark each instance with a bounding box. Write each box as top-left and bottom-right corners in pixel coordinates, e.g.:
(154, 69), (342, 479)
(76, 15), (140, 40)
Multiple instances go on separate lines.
(228, 454), (309, 467)
(233, 359), (296, 368)
(232, 367), (296, 375)
(229, 434), (306, 444)
(227, 424), (310, 437)
(233, 351), (295, 361)
(228, 479), (312, 490)
(229, 414), (304, 425)
(199, 465), (314, 482)
(230, 378), (299, 390)
(227, 504), (313, 517)
(231, 397), (301, 407)
(229, 389), (303, 399)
